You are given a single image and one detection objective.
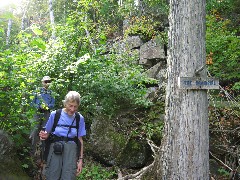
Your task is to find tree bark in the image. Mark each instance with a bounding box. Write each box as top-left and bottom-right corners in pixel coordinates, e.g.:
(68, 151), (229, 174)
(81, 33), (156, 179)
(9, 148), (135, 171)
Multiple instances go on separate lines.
(49, 0), (56, 39)
(159, 0), (209, 179)
(21, 0), (30, 30)
(84, 16), (96, 54)
(118, 0), (123, 6)
(6, 19), (12, 46)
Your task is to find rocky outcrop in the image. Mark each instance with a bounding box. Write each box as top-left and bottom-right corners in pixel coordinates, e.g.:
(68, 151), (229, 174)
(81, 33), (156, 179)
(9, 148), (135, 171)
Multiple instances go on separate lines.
(87, 35), (167, 168)
(88, 113), (154, 168)
(89, 116), (128, 165)
(139, 38), (166, 68)
(0, 130), (30, 179)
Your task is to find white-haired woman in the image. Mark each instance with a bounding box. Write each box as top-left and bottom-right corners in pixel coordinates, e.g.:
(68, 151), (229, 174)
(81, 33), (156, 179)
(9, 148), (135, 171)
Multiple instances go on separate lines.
(39, 91), (86, 180)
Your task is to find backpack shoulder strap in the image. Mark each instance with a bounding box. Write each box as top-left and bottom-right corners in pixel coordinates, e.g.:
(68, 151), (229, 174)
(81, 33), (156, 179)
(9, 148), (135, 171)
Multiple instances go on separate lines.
(52, 109), (62, 132)
(75, 112), (80, 137)
(75, 113), (82, 159)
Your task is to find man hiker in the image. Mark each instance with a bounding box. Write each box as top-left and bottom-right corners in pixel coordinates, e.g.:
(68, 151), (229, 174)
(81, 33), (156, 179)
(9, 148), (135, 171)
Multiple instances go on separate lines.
(29, 76), (55, 155)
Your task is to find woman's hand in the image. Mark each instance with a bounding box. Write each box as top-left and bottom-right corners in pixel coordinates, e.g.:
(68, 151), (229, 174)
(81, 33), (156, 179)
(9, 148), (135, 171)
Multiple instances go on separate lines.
(39, 130), (49, 140)
(76, 159), (83, 176)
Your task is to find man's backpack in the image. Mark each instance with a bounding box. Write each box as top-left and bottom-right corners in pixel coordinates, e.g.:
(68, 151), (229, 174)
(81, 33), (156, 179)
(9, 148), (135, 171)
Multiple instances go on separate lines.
(42, 109), (81, 161)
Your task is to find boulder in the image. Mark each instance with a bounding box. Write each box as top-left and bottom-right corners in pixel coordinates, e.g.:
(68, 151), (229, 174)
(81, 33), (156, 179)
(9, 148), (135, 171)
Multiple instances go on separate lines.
(89, 116), (127, 165)
(112, 35), (143, 53)
(0, 130), (30, 179)
(88, 114), (152, 168)
(139, 38), (166, 68)
(116, 137), (153, 168)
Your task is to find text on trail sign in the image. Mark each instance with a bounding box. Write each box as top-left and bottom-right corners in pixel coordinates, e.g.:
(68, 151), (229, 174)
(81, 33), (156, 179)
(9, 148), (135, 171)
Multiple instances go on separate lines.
(178, 77), (219, 89)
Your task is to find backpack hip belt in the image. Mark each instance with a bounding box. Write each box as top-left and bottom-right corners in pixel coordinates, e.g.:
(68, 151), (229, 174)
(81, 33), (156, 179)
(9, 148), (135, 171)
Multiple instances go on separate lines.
(52, 134), (77, 142)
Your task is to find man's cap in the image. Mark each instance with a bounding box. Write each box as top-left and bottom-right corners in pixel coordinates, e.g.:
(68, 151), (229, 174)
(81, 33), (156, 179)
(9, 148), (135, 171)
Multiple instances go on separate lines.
(41, 76), (51, 81)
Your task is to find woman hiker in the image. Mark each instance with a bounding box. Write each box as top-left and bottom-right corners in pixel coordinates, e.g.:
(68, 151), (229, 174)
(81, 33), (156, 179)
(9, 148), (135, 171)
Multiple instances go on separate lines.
(39, 91), (86, 180)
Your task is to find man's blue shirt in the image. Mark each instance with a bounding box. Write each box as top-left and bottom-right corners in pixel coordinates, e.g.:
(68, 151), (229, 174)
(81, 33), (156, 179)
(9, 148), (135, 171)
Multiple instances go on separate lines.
(33, 87), (55, 109)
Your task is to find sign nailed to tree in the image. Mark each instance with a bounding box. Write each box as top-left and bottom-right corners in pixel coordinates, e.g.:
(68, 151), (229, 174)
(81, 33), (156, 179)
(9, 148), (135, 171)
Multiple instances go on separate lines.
(178, 77), (219, 89)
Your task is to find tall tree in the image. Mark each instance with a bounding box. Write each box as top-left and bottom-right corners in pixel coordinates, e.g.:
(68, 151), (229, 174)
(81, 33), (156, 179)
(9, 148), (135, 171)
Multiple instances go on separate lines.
(21, 0), (30, 30)
(49, 0), (56, 39)
(159, 0), (209, 179)
(6, 18), (12, 46)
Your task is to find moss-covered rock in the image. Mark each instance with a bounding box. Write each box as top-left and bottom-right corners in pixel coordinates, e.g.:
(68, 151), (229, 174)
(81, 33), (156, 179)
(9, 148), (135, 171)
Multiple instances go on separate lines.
(116, 137), (153, 168)
(88, 116), (128, 165)
(0, 130), (30, 179)
(87, 110), (156, 168)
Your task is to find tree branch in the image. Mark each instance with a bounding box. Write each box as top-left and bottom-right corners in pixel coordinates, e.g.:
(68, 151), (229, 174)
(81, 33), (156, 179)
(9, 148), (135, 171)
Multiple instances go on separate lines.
(117, 138), (159, 180)
(209, 151), (233, 171)
(117, 162), (154, 180)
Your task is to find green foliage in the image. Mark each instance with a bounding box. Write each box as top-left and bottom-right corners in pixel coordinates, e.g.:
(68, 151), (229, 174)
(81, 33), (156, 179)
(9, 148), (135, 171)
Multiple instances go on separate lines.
(218, 168), (230, 177)
(124, 16), (157, 42)
(206, 0), (234, 13)
(131, 101), (165, 142)
(78, 54), (155, 114)
(117, 0), (169, 18)
(77, 164), (116, 180)
(142, 0), (169, 15)
(206, 0), (240, 39)
(94, 0), (122, 26)
(206, 11), (240, 89)
(122, 0), (169, 42)
(1, 1), (162, 168)
(233, 82), (240, 91)
(140, 121), (163, 139)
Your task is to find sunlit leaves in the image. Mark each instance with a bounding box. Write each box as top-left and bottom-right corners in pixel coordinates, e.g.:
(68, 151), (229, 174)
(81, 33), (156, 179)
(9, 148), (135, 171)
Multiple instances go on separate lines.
(31, 25), (43, 36)
(30, 38), (46, 50)
(206, 13), (240, 89)
(0, 11), (14, 19)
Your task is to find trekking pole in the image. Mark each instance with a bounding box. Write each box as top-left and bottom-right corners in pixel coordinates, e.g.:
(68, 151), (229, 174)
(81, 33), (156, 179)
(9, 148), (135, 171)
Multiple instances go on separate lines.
(39, 127), (46, 180)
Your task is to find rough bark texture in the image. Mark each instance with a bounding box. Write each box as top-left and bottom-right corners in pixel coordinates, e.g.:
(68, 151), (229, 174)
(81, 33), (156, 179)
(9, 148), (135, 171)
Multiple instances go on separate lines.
(159, 0), (209, 179)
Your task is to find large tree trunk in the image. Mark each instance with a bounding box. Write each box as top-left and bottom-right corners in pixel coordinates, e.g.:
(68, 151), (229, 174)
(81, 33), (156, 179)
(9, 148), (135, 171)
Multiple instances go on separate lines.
(159, 0), (209, 179)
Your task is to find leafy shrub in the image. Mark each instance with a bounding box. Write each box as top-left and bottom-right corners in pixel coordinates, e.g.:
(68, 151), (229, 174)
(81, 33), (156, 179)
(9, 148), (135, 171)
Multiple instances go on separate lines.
(77, 163), (116, 180)
(206, 11), (240, 91)
(124, 16), (156, 42)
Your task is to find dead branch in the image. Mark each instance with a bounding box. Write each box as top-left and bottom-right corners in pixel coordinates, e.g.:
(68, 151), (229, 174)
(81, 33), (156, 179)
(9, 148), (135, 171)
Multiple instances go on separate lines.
(117, 138), (159, 180)
(117, 162), (154, 180)
(209, 151), (233, 171)
(210, 126), (240, 133)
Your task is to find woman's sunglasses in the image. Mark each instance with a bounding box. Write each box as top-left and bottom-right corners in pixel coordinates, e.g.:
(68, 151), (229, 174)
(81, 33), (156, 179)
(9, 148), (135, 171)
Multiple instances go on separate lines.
(44, 80), (51, 83)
